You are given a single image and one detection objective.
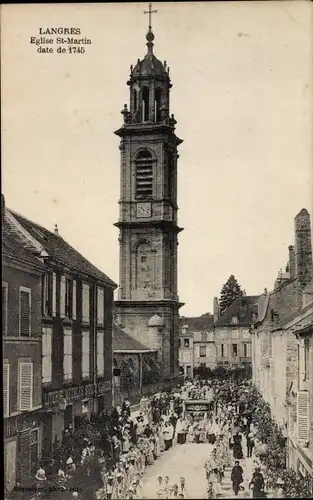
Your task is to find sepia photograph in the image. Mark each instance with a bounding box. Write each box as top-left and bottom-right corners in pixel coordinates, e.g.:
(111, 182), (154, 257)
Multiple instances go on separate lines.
(1, 1), (313, 498)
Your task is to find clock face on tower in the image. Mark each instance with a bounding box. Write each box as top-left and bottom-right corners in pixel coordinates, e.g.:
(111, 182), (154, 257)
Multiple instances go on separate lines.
(136, 202), (151, 218)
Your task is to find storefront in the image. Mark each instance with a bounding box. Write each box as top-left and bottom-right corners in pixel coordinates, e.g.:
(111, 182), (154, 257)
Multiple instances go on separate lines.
(4, 412), (42, 490)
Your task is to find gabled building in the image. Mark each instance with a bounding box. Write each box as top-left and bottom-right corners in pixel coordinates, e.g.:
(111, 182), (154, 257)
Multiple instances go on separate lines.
(3, 206), (116, 484)
(251, 208), (313, 487)
(213, 294), (257, 368)
(3, 202), (46, 491)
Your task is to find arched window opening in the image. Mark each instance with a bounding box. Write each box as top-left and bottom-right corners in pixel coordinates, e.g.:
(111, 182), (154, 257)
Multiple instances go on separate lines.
(135, 150), (153, 199)
(142, 87), (149, 122)
(155, 88), (162, 122)
(136, 242), (153, 289)
(133, 89), (137, 113)
(167, 151), (173, 199)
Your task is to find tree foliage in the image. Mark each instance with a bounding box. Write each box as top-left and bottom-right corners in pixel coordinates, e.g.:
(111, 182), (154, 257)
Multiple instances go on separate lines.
(219, 274), (242, 314)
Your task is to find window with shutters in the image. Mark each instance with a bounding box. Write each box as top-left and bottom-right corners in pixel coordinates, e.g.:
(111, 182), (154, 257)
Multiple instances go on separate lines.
(65, 278), (73, 318)
(97, 331), (104, 376)
(2, 282), (8, 336)
(82, 283), (90, 323)
(232, 344), (238, 357)
(72, 280), (77, 320)
(19, 362), (33, 411)
(200, 346), (206, 357)
(220, 344), (226, 358)
(82, 331), (90, 379)
(42, 274), (50, 316)
(42, 327), (52, 384)
(243, 343), (252, 357)
(297, 390), (309, 443)
(135, 150), (153, 199)
(3, 363), (9, 416)
(60, 275), (66, 318)
(97, 287), (104, 325)
(201, 332), (207, 342)
(63, 328), (72, 382)
(19, 287), (31, 336)
(304, 338), (309, 381)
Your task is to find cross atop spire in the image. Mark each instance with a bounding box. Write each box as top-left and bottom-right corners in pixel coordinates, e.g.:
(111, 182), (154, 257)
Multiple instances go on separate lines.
(144, 3), (157, 31)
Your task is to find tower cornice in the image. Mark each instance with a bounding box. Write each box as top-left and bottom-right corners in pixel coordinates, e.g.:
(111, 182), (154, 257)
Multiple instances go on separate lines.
(114, 123), (183, 145)
(114, 220), (184, 233)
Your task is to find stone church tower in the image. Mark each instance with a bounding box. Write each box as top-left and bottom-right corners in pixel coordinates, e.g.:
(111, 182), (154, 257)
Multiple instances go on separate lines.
(114, 16), (183, 380)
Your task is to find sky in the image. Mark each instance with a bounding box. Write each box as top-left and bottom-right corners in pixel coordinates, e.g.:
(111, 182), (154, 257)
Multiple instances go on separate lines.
(2, 1), (312, 316)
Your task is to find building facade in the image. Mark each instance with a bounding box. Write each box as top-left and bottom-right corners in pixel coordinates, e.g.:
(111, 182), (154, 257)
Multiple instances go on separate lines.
(251, 208), (313, 487)
(3, 207), (116, 480)
(179, 315), (215, 375)
(213, 294), (257, 368)
(3, 208), (46, 491)
(114, 20), (183, 381)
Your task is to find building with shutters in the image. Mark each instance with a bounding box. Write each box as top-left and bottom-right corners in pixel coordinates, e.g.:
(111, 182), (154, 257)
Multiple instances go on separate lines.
(112, 323), (161, 406)
(178, 315), (215, 376)
(251, 208), (313, 488)
(2, 205), (117, 486)
(213, 293), (257, 368)
(2, 204), (47, 492)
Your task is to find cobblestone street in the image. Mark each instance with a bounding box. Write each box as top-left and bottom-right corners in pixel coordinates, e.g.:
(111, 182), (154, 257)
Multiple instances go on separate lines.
(141, 442), (213, 498)
(140, 440), (255, 499)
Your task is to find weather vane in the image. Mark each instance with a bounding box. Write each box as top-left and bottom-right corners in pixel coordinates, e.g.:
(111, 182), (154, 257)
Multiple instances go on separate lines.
(144, 3), (157, 31)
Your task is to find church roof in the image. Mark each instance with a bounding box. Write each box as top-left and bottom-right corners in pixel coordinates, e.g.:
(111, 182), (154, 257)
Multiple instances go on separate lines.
(214, 295), (259, 327)
(132, 53), (166, 78)
(113, 324), (154, 352)
(8, 209), (117, 287)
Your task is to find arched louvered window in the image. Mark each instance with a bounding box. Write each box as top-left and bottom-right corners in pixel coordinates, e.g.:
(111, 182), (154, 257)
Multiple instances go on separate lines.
(135, 150), (153, 199)
(142, 87), (149, 122)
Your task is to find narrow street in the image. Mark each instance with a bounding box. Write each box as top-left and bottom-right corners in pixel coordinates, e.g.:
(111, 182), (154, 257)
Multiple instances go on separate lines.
(140, 443), (213, 499)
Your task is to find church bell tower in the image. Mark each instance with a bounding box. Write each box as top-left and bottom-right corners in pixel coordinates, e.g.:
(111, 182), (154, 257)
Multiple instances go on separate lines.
(114, 4), (184, 380)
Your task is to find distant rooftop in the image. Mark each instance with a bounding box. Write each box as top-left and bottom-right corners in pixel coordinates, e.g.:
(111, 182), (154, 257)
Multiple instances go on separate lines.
(179, 314), (214, 331)
(214, 295), (259, 327)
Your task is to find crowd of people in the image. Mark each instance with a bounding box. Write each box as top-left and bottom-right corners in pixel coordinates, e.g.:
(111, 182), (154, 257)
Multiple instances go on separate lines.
(7, 376), (288, 500)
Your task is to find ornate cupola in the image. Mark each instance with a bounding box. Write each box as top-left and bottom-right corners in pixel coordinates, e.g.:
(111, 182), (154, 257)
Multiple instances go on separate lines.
(120, 4), (177, 128)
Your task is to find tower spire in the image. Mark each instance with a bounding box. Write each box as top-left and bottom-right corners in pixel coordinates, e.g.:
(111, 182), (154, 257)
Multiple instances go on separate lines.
(144, 3), (157, 54)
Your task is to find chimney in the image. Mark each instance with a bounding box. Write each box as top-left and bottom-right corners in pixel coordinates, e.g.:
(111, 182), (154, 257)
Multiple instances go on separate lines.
(295, 209), (312, 287)
(288, 245), (295, 278)
(213, 297), (219, 322)
(54, 224), (59, 235)
(242, 289), (246, 297)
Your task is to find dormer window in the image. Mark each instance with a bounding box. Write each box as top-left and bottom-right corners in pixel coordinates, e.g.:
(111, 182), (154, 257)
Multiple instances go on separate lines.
(232, 315), (239, 325)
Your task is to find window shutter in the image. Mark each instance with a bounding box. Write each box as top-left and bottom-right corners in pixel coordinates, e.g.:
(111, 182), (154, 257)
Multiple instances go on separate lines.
(82, 331), (90, 378)
(97, 288), (104, 325)
(3, 364), (9, 416)
(2, 283), (8, 335)
(82, 284), (90, 323)
(20, 289), (31, 336)
(97, 331), (104, 376)
(60, 275), (66, 318)
(52, 273), (57, 316)
(72, 280), (77, 320)
(297, 390), (309, 442)
(42, 327), (52, 383)
(19, 362), (33, 411)
(63, 328), (72, 381)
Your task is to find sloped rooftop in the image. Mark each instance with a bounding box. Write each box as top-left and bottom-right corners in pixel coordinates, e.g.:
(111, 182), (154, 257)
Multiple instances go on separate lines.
(9, 209), (116, 287)
(113, 324), (153, 352)
(214, 295), (259, 327)
(179, 314), (214, 331)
